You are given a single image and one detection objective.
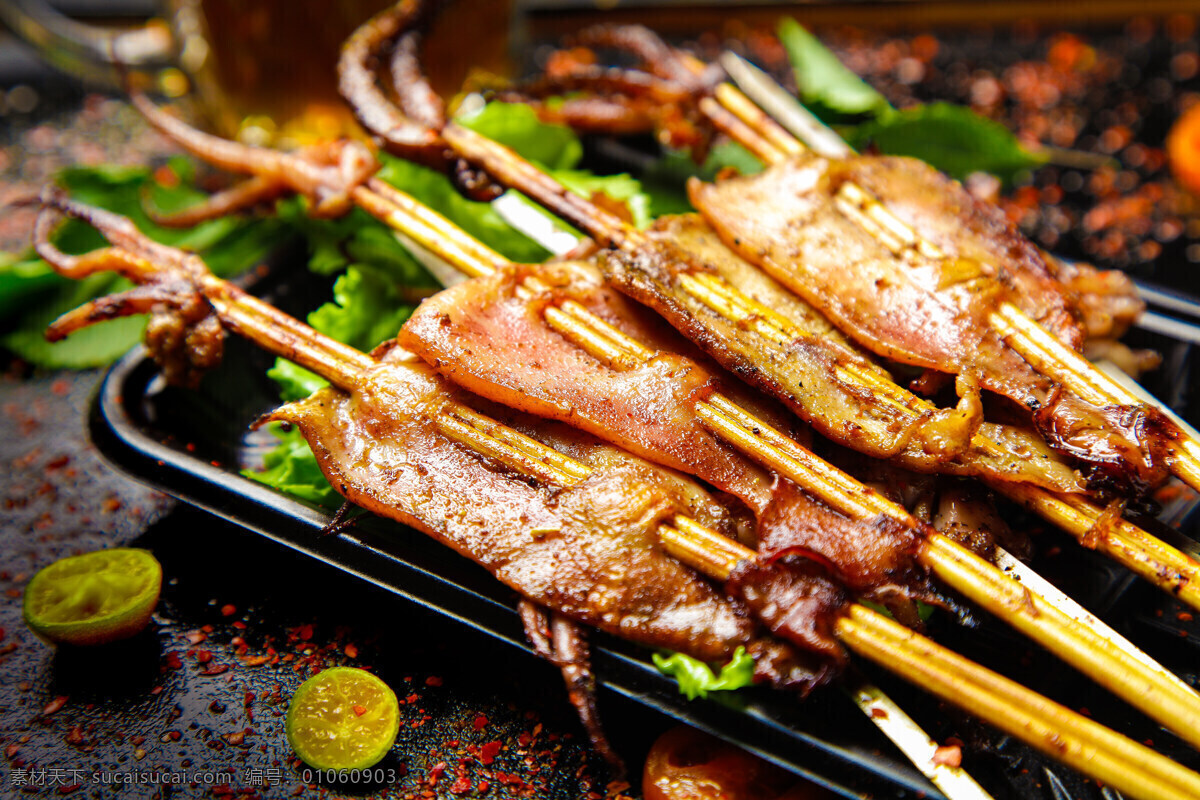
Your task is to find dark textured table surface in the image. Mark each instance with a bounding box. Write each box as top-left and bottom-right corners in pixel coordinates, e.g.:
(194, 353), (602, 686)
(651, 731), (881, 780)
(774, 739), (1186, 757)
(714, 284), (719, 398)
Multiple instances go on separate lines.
(0, 365), (643, 799)
(5, 8), (1200, 800)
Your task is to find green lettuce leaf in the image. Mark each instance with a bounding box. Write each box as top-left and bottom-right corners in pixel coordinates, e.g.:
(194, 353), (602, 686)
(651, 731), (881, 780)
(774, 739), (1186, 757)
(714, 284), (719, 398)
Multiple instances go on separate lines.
(243, 424), (340, 508)
(777, 19), (1043, 184)
(0, 254), (80, 324)
(554, 170), (653, 229)
(492, 165), (658, 245)
(307, 263), (416, 351)
(248, 261), (418, 497)
(1, 160), (287, 368)
(375, 103), (658, 253)
(636, 142), (765, 218)
(457, 101), (582, 171)
(849, 103), (1048, 183)
(778, 18), (891, 120)
(653, 646), (755, 700)
(860, 599), (937, 623)
(267, 359), (327, 404)
(262, 261), (417, 409)
(2, 306), (149, 368)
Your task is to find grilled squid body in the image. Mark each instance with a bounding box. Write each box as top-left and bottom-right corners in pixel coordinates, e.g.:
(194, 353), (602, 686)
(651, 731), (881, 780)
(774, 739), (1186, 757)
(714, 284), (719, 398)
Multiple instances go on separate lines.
(400, 258), (783, 513)
(689, 154), (1172, 494)
(399, 261), (942, 613)
(603, 214), (1081, 494)
(264, 345), (824, 685)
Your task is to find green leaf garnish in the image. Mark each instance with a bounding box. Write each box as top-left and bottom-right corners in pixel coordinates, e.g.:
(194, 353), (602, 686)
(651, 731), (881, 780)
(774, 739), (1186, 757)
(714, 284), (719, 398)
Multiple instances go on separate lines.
(1, 161), (286, 368)
(243, 424), (340, 508)
(850, 103), (1047, 183)
(777, 19), (1044, 185)
(457, 101), (582, 171)
(778, 18), (891, 120)
(653, 646), (755, 700)
(308, 264), (416, 351)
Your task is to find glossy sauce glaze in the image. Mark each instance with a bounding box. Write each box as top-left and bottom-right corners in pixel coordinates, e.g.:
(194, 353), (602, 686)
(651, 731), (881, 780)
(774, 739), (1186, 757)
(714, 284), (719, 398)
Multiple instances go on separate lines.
(603, 214), (1082, 493)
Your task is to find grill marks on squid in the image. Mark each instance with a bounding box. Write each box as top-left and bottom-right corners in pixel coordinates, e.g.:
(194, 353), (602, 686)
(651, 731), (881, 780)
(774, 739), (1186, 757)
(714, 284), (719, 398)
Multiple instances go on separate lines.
(689, 155), (1170, 494)
(601, 214), (1082, 493)
(398, 260), (938, 609)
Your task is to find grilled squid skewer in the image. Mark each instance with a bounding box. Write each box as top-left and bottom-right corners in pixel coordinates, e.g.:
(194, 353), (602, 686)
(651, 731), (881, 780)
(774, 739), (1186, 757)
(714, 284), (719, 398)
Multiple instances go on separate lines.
(37, 194), (1200, 798)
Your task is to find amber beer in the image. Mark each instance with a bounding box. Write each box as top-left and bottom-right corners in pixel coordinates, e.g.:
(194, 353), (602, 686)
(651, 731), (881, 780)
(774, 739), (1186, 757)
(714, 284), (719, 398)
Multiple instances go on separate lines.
(174, 0), (396, 144)
(173, 0), (515, 144)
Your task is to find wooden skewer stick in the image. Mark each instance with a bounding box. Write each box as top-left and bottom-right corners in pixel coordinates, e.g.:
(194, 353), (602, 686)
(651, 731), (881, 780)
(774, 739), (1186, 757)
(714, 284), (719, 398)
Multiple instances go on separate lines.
(354, 179), (508, 278)
(351, 163), (1200, 752)
(717, 54), (853, 159)
(713, 82), (807, 159)
(696, 96), (781, 166)
(675, 52), (806, 161)
(992, 302), (1200, 491)
(659, 523), (1200, 800)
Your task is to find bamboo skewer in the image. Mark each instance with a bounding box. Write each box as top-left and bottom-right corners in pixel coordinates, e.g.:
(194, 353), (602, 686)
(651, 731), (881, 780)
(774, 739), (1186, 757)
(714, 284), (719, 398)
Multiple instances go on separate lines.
(718, 53), (853, 159)
(993, 303), (1200, 490)
(348, 163), (1200, 754)
(659, 524), (1200, 800)
(713, 82), (807, 159)
(696, 96), (781, 166)
(354, 179), (507, 278)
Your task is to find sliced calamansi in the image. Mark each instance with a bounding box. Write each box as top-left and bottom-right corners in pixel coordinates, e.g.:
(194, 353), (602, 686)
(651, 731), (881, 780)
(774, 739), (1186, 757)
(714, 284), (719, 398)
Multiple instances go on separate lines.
(23, 547), (163, 646)
(286, 667), (400, 771)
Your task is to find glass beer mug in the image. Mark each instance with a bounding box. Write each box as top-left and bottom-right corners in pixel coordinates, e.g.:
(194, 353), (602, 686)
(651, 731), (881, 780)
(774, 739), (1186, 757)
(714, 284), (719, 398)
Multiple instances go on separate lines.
(0, 0), (399, 145)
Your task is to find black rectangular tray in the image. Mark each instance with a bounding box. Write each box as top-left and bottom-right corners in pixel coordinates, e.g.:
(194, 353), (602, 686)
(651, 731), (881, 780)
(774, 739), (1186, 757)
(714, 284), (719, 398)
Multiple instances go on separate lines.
(87, 262), (1200, 800)
(88, 341), (941, 796)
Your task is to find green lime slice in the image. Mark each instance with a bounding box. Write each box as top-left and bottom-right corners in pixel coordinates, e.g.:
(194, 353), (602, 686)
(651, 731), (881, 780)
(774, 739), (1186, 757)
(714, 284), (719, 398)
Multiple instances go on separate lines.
(23, 548), (163, 646)
(286, 667), (400, 771)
